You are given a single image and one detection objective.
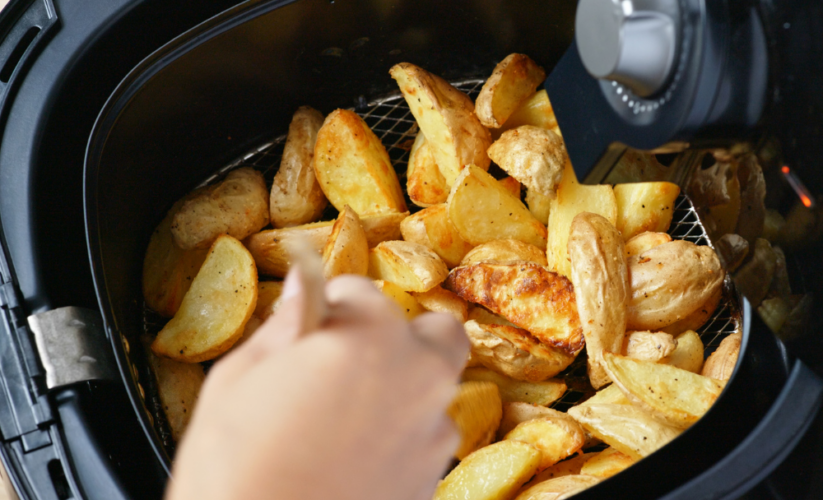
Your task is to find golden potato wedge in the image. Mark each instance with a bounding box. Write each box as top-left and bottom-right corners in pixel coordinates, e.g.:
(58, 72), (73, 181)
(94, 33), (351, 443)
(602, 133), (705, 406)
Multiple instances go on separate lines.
(624, 231), (672, 258)
(145, 342), (205, 442)
(462, 367), (567, 406)
(604, 352), (726, 429)
(476, 54), (546, 128)
(604, 150), (671, 184)
(702, 333), (741, 381)
(433, 440), (541, 500)
(448, 165), (548, 248)
(660, 284), (722, 335)
(567, 403), (682, 460)
(152, 235), (258, 362)
(499, 176), (523, 199)
(548, 161), (617, 278)
(445, 263), (584, 355)
(390, 63), (491, 184)
(171, 168), (270, 250)
(488, 126), (566, 198)
(613, 182), (680, 241)
(578, 383), (630, 407)
(526, 188), (552, 225)
(411, 286), (468, 322)
(464, 320), (576, 382)
(372, 280), (426, 320)
(313, 109), (407, 215)
(568, 212), (629, 388)
(667, 330), (705, 373)
(368, 240), (448, 292)
(514, 475), (600, 500)
(497, 402), (572, 439)
(520, 453), (598, 489)
(627, 240), (725, 330)
(758, 297), (792, 333)
(496, 89), (559, 138)
(579, 447), (635, 479)
(448, 381), (503, 460)
(255, 281), (283, 319)
(406, 131), (449, 207)
(269, 106), (327, 227)
(400, 204), (474, 268)
(460, 239), (548, 267)
(505, 417), (586, 470)
(322, 206), (368, 278)
(623, 331), (677, 363)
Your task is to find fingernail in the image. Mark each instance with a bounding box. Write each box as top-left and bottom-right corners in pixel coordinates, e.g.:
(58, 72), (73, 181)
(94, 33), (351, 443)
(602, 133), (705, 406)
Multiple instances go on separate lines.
(280, 265), (303, 302)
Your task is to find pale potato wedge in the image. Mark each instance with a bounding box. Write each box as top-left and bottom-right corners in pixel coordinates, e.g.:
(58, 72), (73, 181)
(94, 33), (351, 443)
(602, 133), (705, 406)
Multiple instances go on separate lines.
(464, 320), (576, 382)
(623, 331), (677, 363)
(390, 62), (491, 184)
(462, 367), (567, 406)
(411, 285), (468, 322)
(255, 281), (283, 319)
(496, 89), (559, 138)
(604, 352), (726, 429)
(460, 239), (547, 267)
(505, 417), (586, 470)
(400, 204), (474, 268)
(488, 126), (566, 198)
(526, 188), (552, 225)
(499, 176), (523, 199)
(448, 381), (503, 460)
(269, 106), (327, 227)
(624, 231), (672, 258)
(702, 333), (741, 381)
(497, 402), (572, 439)
(171, 168), (270, 250)
(406, 131), (449, 207)
(579, 447), (635, 479)
(152, 235), (258, 362)
(433, 440), (541, 500)
(514, 475), (600, 500)
(446, 263), (584, 355)
(604, 150), (671, 184)
(313, 109), (407, 215)
(577, 383), (630, 407)
(448, 165), (548, 249)
(660, 285), (722, 335)
(667, 330), (705, 373)
(368, 240), (448, 292)
(568, 212), (628, 388)
(476, 54), (546, 128)
(145, 341), (205, 442)
(519, 453), (598, 489)
(548, 161), (617, 278)
(613, 182), (680, 241)
(322, 206), (368, 278)
(468, 305), (518, 327)
(373, 280), (426, 320)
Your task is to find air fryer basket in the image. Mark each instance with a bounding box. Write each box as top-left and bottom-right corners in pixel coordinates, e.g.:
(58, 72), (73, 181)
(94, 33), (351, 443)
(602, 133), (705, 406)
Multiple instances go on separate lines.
(84, 0), (790, 497)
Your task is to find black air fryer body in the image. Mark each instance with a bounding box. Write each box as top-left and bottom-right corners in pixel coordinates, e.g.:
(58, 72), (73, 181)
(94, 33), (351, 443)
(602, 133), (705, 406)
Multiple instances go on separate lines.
(0, 1), (821, 499)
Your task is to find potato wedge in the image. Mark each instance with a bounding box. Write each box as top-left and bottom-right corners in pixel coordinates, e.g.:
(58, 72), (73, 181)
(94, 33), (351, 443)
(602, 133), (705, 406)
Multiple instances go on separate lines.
(269, 106), (327, 227)
(322, 206), (368, 278)
(400, 204), (474, 268)
(468, 305), (518, 327)
(604, 352), (726, 429)
(433, 440), (541, 500)
(145, 343), (205, 442)
(580, 447), (635, 479)
(313, 109), (407, 215)
(390, 62), (492, 185)
(368, 240), (448, 292)
(152, 235), (258, 362)
(448, 381), (503, 459)
(660, 284), (722, 335)
(476, 54), (546, 128)
(578, 383), (630, 407)
(406, 131), (449, 207)
(568, 212), (628, 388)
(446, 263), (584, 355)
(604, 150), (671, 184)
(497, 402), (571, 439)
(255, 281), (283, 319)
(667, 330), (704, 373)
(464, 320), (575, 382)
(462, 367), (567, 406)
(735, 155), (766, 244)
(548, 161), (617, 278)
(624, 231), (672, 258)
(627, 240), (724, 330)
(448, 165), (548, 249)
(499, 176), (523, 199)
(526, 188), (552, 225)
(701, 162), (741, 240)
(514, 475), (600, 500)
(488, 126), (566, 198)
(373, 280), (426, 320)
(505, 417), (586, 470)
(411, 286), (468, 322)
(171, 168), (270, 250)
(702, 332), (741, 381)
(496, 89), (559, 138)
(520, 453), (598, 489)
(613, 182), (680, 241)
(460, 239), (547, 267)
(623, 331), (677, 363)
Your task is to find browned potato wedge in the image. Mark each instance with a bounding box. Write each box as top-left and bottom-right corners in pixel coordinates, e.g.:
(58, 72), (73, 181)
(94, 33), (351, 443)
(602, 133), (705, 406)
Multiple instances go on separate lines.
(505, 417), (586, 471)
(269, 106), (327, 227)
(578, 383), (630, 407)
(411, 286), (468, 322)
(548, 162), (617, 278)
(445, 263), (584, 355)
(497, 402), (571, 439)
(627, 240), (725, 330)
(322, 206), (368, 278)
(702, 332), (741, 381)
(526, 188), (552, 225)
(400, 204), (474, 268)
(567, 403), (682, 460)
(688, 157), (735, 207)
(462, 367), (567, 406)
(496, 89), (559, 138)
(390, 62), (492, 184)
(464, 320), (575, 382)
(613, 182), (680, 241)
(460, 239), (547, 267)
(406, 131), (449, 207)
(373, 280), (425, 320)
(368, 240), (448, 292)
(313, 109), (407, 215)
(604, 352), (726, 429)
(735, 155), (766, 244)
(715, 233), (750, 272)
(734, 238), (777, 307)
(448, 381), (503, 460)
(152, 235), (257, 362)
(660, 285), (722, 335)
(449, 165), (548, 248)
(255, 281), (283, 319)
(499, 176), (523, 199)
(476, 54), (546, 128)
(624, 231), (672, 258)
(171, 168), (270, 250)
(468, 305), (518, 327)
(488, 126), (566, 198)
(433, 440), (541, 500)
(145, 344), (205, 441)
(514, 475), (600, 500)
(667, 330), (705, 373)
(520, 453), (598, 489)
(701, 162), (741, 240)
(605, 150), (671, 184)
(623, 331), (677, 363)
(580, 447), (635, 479)
(568, 212), (628, 388)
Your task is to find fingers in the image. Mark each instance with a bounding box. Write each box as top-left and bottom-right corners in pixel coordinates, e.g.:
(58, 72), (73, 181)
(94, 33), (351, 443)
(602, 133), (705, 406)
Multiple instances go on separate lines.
(409, 313), (470, 374)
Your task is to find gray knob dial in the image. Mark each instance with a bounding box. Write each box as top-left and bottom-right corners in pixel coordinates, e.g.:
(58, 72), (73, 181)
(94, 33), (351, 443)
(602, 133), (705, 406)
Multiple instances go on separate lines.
(576, 0), (679, 97)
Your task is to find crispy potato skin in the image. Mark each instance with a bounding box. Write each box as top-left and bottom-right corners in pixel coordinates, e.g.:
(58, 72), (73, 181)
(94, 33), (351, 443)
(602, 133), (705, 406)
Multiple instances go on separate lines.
(322, 206), (368, 278)
(460, 239), (548, 267)
(411, 285), (468, 322)
(400, 204), (474, 268)
(702, 332), (741, 381)
(446, 263), (584, 355)
(407, 132), (449, 207)
(476, 54), (546, 129)
(488, 126), (566, 198)
(661, 284), (722, 335)
(623, 331), (677, 363)
(171, 168), (270, 250)
(269, 106), (327, 227)
(368, 240), (449, 292)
